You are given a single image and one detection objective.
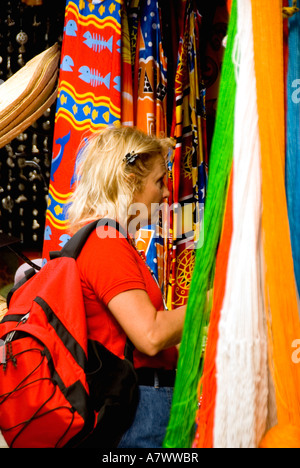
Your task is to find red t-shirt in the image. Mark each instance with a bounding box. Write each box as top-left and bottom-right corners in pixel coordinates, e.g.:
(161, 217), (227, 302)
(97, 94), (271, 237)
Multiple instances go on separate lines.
(76, 225), (178, 370)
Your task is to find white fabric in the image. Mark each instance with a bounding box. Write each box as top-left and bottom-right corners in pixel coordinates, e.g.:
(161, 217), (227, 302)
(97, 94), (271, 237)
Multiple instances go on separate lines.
(14, 259), (43, 285)
(213, 0), (268, 448)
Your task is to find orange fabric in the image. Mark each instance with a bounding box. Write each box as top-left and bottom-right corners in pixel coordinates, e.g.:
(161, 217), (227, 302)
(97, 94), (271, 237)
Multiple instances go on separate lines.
(259, 424), (300, 449)
(193, 167), (233, 448)
(134, 2), (167, 137)
(227, 0), (233, 14)
(251, 0), (300, 427)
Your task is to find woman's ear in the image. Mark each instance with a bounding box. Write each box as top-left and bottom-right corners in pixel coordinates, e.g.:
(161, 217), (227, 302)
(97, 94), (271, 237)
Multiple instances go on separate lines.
(127, 172), (139, 192)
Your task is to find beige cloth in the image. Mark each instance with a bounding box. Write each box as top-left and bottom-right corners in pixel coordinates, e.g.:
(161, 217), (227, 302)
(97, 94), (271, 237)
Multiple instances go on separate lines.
(0, 43), (60, 149)
(0, 295), (7, 322)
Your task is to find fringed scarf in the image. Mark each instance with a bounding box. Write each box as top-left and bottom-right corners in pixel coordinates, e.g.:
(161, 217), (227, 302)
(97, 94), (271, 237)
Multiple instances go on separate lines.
(252, 0), (300, 446)
(212, 0), (268, 447)
(165, 0), (300, 449)
(163, 0), (237, 448)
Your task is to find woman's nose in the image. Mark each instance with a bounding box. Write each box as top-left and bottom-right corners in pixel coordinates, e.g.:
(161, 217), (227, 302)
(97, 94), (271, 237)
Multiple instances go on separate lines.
(162, 182), (170, 200)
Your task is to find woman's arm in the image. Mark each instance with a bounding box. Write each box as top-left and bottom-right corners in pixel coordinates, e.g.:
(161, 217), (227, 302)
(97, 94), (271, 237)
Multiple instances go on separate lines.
(108, 289), (186, 356)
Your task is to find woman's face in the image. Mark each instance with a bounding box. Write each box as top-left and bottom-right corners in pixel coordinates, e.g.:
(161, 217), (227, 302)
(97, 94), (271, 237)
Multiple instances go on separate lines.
(130, 155), (170, 229)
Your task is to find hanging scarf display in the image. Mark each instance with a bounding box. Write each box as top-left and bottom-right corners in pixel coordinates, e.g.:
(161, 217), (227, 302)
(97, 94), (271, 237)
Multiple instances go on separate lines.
(126, 0), (140, 77)
(166, 0), (300, 449)
(42, 0), (206, 303)
(166, 0), (207, 310)
(164, 0), (237, 448)
(42, 0), (122, 260)
(36, 0), (300, 450)
(286, 0), (300, 298)
(121, 2), (134, 127)
(134, 0), (167, 137)
(252, 0), (300, 447)
(193, 168), (234, 449)
(131, 0), (168, 286)
(212, 0), (268, 447)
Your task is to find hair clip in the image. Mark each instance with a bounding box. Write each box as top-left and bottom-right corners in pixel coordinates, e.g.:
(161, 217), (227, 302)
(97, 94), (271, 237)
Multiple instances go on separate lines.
(123, 151), (139, 165)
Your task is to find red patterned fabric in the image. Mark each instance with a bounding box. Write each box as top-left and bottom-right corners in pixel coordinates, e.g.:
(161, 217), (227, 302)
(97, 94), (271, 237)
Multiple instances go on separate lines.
(43, 0), (122, 261)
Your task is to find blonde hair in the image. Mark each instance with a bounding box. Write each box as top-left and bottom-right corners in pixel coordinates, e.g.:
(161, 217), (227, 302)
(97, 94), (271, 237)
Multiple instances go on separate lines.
(67, 125), (173, 233)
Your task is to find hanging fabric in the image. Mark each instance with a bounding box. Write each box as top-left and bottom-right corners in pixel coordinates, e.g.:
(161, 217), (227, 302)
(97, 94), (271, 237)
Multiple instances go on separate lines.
(251, 0), (300, 447)
(131, 0), (168, 286)
(126, 0), (140, 81)
(42, 0), (122, 260)
(195, 0), (300, 449)
(193, 168), (233, 449)
(163, 0), (237, 448)
(212, 0), (268, 447)
(166, 0), (207, 310)
(134, 0), (167, 136)
(121, 2), (134, 127)
(165, 0), (300, 449)
(193, 0), (268, 448)
(202, 1), (229, 155)
(286, 0), (300, 299)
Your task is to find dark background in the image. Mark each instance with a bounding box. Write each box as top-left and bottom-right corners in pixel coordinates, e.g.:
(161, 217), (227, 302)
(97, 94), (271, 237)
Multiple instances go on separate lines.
(0, 0), (66, 251)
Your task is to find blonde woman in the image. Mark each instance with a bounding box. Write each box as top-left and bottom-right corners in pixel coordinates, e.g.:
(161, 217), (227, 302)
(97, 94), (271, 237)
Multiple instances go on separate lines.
(68, 125), (186, 448)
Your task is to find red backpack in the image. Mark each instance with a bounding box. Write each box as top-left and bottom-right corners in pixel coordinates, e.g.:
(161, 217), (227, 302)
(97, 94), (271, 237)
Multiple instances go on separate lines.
(0, 220), (138, 448)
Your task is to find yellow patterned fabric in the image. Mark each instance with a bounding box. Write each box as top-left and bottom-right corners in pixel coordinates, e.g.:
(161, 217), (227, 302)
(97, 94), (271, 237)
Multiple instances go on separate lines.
(167, 0), (207, 309)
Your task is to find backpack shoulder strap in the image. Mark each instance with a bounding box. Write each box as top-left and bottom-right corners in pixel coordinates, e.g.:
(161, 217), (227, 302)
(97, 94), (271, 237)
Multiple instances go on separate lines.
(49, 218), (135, 362)
(50, 218), (127, 260)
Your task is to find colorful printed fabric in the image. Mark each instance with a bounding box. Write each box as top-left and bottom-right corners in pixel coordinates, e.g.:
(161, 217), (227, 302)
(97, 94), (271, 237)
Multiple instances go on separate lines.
(131, 0), (168, 286)
(167, 0), (207, 309)
(42, 0), (122, 261)
(126, 0), (140, 73)
(134, 0), (167, 137)
(42, 0), (207, 306)
(164, 0), (236, 447)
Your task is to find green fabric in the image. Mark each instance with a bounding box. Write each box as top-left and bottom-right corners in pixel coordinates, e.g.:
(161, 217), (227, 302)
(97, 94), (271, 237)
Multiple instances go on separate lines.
(163, 0), (238, 448)
(0, 284), (13, 299)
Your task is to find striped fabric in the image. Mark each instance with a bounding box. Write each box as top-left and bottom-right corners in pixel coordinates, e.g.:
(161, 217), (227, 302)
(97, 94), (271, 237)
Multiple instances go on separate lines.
(42, 0), (122, 261)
